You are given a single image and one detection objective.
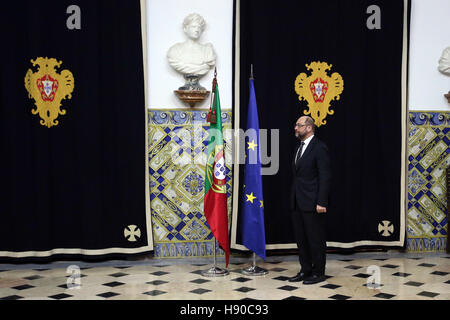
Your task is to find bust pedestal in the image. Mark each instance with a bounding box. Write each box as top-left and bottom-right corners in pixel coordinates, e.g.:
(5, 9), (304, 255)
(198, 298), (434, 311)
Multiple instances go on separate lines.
(174, 74), (209, 107)
(174, 90), (209, 107)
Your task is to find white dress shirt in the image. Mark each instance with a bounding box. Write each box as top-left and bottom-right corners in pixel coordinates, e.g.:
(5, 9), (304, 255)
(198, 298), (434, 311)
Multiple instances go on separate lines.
(296, 135), (314, 161)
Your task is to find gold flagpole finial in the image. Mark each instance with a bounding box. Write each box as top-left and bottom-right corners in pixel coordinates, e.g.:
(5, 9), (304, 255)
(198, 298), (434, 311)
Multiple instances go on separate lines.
(207, 67), (218, 124)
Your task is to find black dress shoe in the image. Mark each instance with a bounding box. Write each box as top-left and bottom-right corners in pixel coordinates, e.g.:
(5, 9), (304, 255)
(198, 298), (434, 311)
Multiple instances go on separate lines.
(303, 274), (326, 285)
(287, 272), (309, 282)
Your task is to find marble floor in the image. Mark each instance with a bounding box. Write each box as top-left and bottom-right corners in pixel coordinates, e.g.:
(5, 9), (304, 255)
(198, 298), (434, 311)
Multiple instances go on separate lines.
(0, 251), (449, 300)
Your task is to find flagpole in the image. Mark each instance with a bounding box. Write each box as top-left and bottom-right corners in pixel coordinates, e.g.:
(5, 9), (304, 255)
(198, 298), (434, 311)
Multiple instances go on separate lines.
(202, 238), (229, 277)
(241, 64), (268, 277)
(202, 68), (229, 277)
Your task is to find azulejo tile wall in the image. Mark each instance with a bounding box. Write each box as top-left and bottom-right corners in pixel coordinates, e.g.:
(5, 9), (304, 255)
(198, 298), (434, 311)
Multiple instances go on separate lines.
(408, 111), (449, 252)
(148, 110), (449, 257)
(148, 110), (233, 258)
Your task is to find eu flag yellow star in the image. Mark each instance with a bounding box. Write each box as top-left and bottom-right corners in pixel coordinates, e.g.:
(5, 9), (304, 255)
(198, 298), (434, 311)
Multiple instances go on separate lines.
(247, 140), (258, 151)
(246, 192), (257, 203)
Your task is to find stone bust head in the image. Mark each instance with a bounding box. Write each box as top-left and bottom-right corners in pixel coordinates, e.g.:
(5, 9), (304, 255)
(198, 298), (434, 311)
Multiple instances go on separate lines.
(183, 13), (206, 40)
(167, 13), (216, 85)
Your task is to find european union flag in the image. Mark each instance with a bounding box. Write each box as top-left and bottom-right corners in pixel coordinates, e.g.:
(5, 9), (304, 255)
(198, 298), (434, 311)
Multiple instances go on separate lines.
(241, 77), (266, 260)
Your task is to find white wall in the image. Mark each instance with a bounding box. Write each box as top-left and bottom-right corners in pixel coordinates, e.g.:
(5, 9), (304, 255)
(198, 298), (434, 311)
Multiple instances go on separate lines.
(409, 0), (450, 111)
(145, 0), (233, 110)
(144, 0), (449, 112)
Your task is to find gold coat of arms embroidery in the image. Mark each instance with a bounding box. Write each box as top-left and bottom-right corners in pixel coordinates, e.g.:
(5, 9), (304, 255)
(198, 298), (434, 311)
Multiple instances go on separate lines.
(24, 57), (74, 128)
(295, 61), (343, 127)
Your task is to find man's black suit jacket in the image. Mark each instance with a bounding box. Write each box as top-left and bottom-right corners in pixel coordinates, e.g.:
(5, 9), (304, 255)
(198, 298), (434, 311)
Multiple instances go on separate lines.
(290, 136), (332, 212)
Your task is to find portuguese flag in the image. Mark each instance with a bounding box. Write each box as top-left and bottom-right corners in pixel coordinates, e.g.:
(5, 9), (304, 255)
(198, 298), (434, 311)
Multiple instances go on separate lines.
(204, 76), (230, 267)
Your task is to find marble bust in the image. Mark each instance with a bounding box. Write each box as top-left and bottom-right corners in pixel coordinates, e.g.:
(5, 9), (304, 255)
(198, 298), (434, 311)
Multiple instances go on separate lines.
(167, 13), (216, 90)
(438, 47), (450, 76)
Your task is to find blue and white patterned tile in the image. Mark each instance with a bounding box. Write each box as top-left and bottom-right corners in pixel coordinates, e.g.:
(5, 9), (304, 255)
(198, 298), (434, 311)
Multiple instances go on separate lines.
(408, 111), (449, 253)
(148, 110), (233, 258)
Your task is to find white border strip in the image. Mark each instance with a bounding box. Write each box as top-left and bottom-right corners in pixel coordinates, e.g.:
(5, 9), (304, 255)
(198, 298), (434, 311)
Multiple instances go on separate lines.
(230, 0), (241, 251)
(231, 0), (409, 250)
(141, 0), (154, 251)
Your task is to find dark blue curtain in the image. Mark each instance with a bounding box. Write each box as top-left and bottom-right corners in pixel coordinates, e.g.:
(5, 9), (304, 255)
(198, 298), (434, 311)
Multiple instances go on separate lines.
(0, 1), (150, 261)
(235, 0), (410, 249)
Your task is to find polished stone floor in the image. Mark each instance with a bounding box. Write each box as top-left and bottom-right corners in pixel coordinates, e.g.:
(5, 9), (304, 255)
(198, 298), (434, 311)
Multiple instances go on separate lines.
(0, 251), (449, 300)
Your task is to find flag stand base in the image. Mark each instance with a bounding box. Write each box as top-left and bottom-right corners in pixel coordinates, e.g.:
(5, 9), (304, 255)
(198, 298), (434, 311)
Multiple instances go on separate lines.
(202, 239), (229, 277)
(241, 253), (268, 276)
(202, 266), (229, 277)
(241, 265), (268, 276)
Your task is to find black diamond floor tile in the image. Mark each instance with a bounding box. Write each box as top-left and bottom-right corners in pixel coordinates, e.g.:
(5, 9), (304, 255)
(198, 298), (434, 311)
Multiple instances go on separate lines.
(190, 288), (211, 295)
(272, 276), (291, 281)
(345, 265), (363, 270)
(146, 280), (169, 286)
(430, 271), (449, 276)
(373, 292), (396, 299)
(190, 278), (210, 285)
(417, 291), (440, 298)
(283, 296), (307, 300)
(190, 270), (204, 275)
(417, 263), (436, 267)
(108, 272), (129, 278)
(353, 273), (370, 278)
(277, 285), (297, 292)
(33, 268), (50, 272)
(102, 281), (125, 288)
(49, 293), (73, 300)
(329, 294), (351, 300)
(392, 272), (411, 277)
(232, 277), (252, 283)
(0, 295), (23, 300)
(235, 287), (256, 293)
(154, 264), (170, 268)
(404, 281), (424, 287)
(143, 290), (167, 296)
(12, 284), (35, 290)
(321, 283), (341, 290)
(381, 264), (399, 269)
(23, 275), (43, 281)
(151, 271), (170, 276)
(97, 292), (120, 298)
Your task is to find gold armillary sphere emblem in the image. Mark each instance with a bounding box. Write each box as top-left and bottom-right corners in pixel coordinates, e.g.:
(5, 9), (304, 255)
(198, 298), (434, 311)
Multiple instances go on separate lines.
(294, 61), (343, 127)
(24, 57), (74, 128)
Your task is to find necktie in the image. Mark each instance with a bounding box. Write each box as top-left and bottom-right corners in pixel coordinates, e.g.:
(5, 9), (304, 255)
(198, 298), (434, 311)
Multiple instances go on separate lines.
(295, 142), (305, 165)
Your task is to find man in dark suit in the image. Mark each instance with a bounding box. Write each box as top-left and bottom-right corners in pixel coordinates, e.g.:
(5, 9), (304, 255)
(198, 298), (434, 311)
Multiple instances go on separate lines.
(287, 116), (331, 285)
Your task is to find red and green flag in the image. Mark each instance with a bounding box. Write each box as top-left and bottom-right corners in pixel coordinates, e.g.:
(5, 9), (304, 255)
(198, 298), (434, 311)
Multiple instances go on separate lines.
(204, 76), (230, 267)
